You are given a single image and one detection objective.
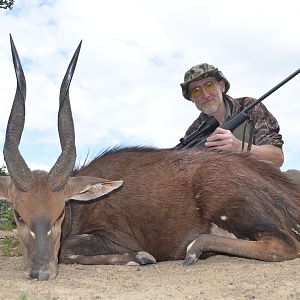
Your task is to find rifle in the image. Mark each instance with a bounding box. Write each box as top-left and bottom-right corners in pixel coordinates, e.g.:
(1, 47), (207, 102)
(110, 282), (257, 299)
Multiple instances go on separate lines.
(176, 67), (300, 149)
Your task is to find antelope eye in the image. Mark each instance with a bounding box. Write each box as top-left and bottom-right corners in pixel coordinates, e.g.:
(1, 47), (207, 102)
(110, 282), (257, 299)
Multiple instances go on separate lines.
(14, 210), (23, 222)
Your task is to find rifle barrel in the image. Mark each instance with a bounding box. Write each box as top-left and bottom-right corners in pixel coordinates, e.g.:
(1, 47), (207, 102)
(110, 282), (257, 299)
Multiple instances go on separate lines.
(243, 67), (300, 113)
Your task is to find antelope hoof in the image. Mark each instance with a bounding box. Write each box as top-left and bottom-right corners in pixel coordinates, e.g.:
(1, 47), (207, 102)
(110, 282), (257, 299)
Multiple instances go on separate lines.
(184, 253), (198, 266)
(136, 251), (156, 265)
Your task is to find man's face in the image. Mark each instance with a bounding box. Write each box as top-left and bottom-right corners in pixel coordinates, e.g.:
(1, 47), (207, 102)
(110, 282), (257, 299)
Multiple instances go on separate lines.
(187, 77), (225, 115)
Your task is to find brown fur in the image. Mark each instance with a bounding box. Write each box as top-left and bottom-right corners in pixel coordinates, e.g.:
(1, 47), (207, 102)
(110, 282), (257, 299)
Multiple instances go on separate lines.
(59, 147), (300, 264)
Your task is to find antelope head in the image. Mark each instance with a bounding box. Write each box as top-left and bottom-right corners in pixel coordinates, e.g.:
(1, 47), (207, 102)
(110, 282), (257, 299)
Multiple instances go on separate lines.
(0, 36), (123, 280)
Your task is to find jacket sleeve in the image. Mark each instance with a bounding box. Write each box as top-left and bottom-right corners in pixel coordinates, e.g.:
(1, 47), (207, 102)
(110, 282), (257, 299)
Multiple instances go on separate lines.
(246, 98), (283, 148)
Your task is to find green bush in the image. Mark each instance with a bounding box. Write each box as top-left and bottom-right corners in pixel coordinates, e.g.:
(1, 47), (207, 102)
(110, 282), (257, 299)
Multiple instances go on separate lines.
(1, 235), (21, 256)
(0, 165), (15, 230)
(0, 0), (14, 10)
(0, 206), (16, 231)
(0, 165), (8, 176)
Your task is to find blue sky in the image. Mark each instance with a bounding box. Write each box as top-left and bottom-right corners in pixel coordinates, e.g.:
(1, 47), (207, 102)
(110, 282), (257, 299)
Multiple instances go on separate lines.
(0, 0), (300, 172)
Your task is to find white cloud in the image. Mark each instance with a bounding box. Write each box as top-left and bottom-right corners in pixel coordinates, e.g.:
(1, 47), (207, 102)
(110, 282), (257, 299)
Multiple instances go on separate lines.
(0, 0), (300, 172)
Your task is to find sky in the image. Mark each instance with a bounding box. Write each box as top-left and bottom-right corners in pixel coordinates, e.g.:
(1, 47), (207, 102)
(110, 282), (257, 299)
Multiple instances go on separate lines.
(0, 0), (299, 172)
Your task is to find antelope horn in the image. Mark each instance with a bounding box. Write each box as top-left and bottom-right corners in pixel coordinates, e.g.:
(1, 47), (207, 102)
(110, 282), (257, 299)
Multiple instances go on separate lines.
(48, 41), (82, 191)
(3, 35), (33, 192)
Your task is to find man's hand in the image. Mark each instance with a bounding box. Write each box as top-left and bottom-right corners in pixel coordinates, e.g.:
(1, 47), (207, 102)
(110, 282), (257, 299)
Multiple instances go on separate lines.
(204, 127), (284, 168)
(205, 127), (242, 151)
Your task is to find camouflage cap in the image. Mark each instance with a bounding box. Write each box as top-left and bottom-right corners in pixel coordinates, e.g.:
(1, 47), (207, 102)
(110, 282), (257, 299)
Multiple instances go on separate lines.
(180, 63), (230, 100)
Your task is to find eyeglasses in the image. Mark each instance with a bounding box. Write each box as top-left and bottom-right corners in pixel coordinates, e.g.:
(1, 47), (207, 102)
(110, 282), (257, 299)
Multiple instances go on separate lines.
(189, 81), (219, 101)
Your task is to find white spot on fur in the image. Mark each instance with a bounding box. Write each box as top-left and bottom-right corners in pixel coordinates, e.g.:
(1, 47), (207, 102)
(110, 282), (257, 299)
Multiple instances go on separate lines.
(126, 261), (140, 266)
(220, 215), (228, 221)
(81, 234), (92, 239)
(69, 254), (79, 259)
(29, 230), (35, 239)
(195, 193), (201, 199)
(187, 239), (196, 252)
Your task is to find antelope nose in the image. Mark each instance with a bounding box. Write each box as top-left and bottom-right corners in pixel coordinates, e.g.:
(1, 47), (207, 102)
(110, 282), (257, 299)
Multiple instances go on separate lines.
(29, 270), (50, 281)
(37, 270), (50, 281)
(39, 270), (51, 281)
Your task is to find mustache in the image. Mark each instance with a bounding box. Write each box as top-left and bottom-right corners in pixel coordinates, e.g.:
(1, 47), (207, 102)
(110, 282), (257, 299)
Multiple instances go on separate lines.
(200, 97), (216, 104)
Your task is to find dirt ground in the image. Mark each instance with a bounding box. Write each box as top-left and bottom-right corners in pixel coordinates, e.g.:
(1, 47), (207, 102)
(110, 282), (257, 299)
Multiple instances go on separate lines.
(0, 231), (299, 300)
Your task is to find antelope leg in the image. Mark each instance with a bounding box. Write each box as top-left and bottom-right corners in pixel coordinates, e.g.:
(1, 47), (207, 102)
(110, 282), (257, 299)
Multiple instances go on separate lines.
(63, 251), (156, 265)
(184, 234), (298, 265)
(60, 234), (156, 265)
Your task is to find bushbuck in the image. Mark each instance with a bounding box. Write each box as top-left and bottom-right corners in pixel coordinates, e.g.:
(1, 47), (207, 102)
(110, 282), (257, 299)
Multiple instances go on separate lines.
(0, 36), (300, 281)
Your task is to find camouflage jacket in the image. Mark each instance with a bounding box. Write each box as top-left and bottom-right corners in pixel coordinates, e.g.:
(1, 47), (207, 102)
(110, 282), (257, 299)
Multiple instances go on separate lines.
(184, 95), (283, 149)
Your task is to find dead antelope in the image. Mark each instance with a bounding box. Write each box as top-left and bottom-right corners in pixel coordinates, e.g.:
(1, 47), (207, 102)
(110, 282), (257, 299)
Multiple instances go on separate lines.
(0, 36), (300, 281)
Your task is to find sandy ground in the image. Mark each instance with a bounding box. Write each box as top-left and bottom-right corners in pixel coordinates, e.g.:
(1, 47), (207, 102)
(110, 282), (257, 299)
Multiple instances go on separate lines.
(0, 231), (300, 300)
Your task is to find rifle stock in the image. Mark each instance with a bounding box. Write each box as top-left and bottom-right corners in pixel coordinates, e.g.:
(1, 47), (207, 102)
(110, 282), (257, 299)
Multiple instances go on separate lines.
(176, 67), (300, 149)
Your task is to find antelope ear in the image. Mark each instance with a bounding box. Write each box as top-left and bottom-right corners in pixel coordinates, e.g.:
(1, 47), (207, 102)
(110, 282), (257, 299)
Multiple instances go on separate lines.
(0, 176), (12, 203)
(66, 176), (123, 201)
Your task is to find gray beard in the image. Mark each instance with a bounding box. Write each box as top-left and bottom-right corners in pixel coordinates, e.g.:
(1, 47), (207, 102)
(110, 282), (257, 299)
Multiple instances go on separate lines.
(199, 102), (219, 115)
